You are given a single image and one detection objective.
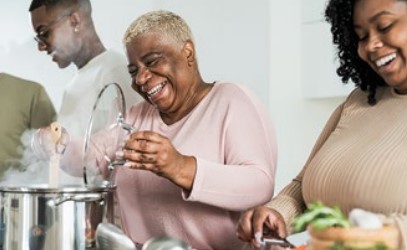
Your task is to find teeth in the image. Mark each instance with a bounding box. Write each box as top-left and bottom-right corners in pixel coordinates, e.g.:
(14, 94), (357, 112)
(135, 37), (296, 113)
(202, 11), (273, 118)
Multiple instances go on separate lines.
(375, 53), (396, 67)
(147, 82), (165, 96)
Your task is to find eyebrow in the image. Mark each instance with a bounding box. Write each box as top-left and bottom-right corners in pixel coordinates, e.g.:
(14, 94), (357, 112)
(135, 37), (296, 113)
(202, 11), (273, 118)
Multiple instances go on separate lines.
(369, 10), (393, 22)
(354, 10), (393, 28)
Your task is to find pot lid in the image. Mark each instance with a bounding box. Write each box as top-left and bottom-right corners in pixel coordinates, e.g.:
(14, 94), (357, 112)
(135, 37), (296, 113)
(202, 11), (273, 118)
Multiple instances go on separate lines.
(82, 83), (126, 186)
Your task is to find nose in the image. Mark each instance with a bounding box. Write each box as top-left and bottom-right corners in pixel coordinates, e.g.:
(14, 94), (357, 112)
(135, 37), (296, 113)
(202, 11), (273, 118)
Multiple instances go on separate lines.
(135, 66), (152, 87)
(366, 34), (383, 52)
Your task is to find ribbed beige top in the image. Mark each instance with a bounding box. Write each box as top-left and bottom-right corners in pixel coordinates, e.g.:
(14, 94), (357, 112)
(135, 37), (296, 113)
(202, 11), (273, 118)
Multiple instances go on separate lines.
(267, 87), (407, 248)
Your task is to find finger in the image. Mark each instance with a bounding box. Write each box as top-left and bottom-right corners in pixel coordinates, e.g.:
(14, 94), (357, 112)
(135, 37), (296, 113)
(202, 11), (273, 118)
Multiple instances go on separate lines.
(123, 161), (150, 170)
(129, 131), (163, 143)
(273, 214), (288, 239)
(138, 139), (151, 152)
(123, 150), (156, 163)
(122, 161), (164, 177)
(263, 212), (287, 239)
(252, 207), (271, 237)
(125, 138), (159, 154)
(236, 209), (254, 242)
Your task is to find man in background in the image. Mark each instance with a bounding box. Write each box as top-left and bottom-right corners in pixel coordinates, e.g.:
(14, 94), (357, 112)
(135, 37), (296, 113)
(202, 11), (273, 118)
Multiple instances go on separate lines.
(29, 0), (141, 139)
(29, 0), (141, 229)
(0, 72), (56, 176)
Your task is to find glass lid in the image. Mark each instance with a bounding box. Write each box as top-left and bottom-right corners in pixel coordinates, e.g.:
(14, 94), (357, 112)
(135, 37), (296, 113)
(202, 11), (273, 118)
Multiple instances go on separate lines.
(82, 82), (126, 186)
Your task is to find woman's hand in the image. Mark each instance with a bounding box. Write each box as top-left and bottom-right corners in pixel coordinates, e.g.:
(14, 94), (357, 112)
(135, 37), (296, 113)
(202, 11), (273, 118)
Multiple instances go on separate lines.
(31, 122), (70, 160)
(119, 131), (196, 190)
(237, 206), (287, 248)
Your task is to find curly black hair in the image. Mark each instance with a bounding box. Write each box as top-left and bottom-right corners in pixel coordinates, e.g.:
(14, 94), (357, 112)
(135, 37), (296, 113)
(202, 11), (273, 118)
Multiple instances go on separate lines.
(325, 0), (388, 105)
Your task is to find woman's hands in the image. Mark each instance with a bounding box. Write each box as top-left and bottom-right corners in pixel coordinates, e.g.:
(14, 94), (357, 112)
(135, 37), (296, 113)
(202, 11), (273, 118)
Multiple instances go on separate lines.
(237, 206), (287, 248)
(118, 131), (197, 190)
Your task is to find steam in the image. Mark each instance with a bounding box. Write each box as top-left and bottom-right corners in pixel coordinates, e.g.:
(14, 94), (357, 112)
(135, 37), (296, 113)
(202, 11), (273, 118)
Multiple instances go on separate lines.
(0, 79), (127, 188)
(0, 129), (83, 187)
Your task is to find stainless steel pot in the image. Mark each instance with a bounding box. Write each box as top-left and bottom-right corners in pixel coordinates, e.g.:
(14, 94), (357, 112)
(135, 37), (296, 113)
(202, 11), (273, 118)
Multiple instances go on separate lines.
(0, 184), (115, 250)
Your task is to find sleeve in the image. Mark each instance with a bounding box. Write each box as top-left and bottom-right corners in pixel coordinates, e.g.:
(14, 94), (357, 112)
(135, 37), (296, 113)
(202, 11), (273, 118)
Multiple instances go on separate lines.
(29, 85), (57, 128)
(266, 100), (346, 233)
(184, 85), (277, 211)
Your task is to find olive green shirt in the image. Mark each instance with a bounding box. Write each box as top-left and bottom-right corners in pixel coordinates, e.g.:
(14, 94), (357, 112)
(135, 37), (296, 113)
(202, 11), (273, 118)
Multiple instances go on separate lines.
(0, 73), (56, 176)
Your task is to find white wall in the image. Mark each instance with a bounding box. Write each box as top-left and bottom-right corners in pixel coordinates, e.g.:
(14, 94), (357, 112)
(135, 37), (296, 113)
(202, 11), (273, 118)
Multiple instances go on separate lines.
(1, 0), (270, 111)
(1, 0), (349, 193)
(269, 0), (346, 192)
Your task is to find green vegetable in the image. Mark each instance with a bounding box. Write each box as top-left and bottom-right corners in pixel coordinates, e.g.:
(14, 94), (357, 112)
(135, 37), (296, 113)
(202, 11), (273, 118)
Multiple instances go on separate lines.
(291, 201), (351, 233)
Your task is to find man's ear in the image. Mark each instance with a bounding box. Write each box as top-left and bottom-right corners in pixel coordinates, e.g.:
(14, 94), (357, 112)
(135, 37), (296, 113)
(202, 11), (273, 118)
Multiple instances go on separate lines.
(183, 40), (195, 66)
(69, 12), (81, 32)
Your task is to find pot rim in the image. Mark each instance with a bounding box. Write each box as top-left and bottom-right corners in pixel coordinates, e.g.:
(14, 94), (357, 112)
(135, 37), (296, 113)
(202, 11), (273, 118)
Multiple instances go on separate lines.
(0, 184), (116, 193)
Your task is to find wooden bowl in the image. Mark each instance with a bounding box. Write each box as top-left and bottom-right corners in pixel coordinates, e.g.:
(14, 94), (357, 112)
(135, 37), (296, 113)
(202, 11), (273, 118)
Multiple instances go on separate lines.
(307, 225), (399, 249)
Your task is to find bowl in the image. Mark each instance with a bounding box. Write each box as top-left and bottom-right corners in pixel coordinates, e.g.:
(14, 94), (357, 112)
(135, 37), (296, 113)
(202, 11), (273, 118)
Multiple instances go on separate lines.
(307, 225), (399, 249)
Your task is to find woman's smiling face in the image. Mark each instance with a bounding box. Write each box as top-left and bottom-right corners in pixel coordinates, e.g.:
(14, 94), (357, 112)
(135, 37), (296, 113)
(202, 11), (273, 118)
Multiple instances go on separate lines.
(125, 32), (195, 113)
(354, 0), (407, 93)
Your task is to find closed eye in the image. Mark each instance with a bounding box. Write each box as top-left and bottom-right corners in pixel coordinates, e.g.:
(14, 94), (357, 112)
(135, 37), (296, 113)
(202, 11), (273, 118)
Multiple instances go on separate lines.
(358, 34), (368, 42)
(145, 57), (160, 67)
(355, 30), (368, 42)
(38, 29), (50, 39)
(378, 22), (394, 33)
(128, 67), (138, 77)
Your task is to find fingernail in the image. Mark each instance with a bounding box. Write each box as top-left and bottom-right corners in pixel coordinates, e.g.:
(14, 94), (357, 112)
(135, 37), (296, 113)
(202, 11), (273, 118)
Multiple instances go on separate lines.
(254, 232), (264, 246)
(115, 151), (124, 158)
(123, 162), (132, 168)
(104, 155), (111, 162)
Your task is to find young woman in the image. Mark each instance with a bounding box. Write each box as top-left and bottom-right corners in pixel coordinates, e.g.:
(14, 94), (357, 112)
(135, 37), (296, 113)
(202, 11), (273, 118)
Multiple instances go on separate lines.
(237, 0), (407, 248)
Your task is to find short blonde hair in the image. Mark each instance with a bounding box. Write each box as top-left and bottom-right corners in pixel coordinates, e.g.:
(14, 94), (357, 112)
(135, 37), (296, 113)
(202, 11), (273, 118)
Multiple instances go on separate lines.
(123, 10), (194, 47)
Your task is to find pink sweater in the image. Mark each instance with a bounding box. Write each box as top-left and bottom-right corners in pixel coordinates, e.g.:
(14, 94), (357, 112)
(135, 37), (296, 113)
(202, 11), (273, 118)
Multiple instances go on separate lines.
(110, 82), (277, 249)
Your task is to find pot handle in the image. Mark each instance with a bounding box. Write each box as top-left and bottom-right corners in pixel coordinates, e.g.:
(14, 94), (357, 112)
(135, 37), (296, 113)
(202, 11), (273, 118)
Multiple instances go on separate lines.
(48, 193), (103, 206)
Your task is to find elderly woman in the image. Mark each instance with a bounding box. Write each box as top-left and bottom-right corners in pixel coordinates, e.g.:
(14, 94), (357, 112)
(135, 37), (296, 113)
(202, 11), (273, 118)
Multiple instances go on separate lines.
(36, 10), (277, 249)
(237, 0), (407, 249)
(114, 10), (277, 249)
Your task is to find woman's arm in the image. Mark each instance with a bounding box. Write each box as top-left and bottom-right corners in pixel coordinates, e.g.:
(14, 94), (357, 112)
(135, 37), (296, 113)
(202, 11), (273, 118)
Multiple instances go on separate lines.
(268, 99), (346, 232)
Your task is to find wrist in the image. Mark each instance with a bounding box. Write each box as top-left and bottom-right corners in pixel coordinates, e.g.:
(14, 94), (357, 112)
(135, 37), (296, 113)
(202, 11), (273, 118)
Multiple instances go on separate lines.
(173, 155), (197, 191)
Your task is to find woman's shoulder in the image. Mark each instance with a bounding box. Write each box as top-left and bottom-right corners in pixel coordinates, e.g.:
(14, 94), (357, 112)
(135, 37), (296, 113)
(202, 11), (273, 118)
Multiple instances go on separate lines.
(209, 82), (268, 115)
(346, 87), (365, 101)
(213, 81), (248, 92)
(345, 86), (389, 105)
(211, 82), (259, 102)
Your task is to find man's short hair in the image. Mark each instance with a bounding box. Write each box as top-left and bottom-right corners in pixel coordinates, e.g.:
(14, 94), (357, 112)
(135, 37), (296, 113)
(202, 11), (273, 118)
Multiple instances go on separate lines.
(29, 0), (91, 13)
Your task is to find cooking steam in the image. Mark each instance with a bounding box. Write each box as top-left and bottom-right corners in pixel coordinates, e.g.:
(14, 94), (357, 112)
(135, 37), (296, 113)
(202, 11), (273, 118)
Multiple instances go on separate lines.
(0, 128), (83, 187)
